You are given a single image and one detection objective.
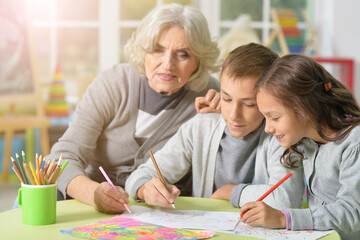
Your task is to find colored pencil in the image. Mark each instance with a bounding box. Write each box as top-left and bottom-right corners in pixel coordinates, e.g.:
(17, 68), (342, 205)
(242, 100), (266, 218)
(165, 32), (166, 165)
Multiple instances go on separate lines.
(39, 155), (43, 168)
(46, 159), (56, 178)
(99, 166), (131, 214)
(256, 172), (293, 202)
(44, 159), (51, 174)
(148, 150), (175, 208)
(57, 153), (63, 167)
(39, 169), (46, 185)
(40, 160), (45, 170)
(23, 162), (36, 185)
(16, 153), (29, 184)
(12, 166), (25, 184)
(35, 153), (39, 172)
(29, 162), (40, 185)
(233, 172), (293, 230)
(21, 150), (26, 163)
(49, 166), (61, 184)
(59, 160), (68, 175)
(11, 157), (25, 184)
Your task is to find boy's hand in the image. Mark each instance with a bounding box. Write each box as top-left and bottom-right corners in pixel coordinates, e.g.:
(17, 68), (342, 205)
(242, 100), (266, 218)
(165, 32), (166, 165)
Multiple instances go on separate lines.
(137, 177), (180, 208)
(195, 89), (221, 113)
(240, 201), (286, 229)
(93, 182), (129, 214)
(210, 184), (236, 200)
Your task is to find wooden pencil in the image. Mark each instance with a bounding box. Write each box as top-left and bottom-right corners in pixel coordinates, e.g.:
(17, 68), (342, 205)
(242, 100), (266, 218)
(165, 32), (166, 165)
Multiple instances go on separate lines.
(148, 150), (175, 208)
(16, 153), (29, 184)
(11, 157), (25, 184)
(49, 166), (61, 184)
(39, 169), (46, 185)
(148, 150), (166, 185)
(23, 162), (36, 185)
(12, 165), (25, 184)
(46, 159), (56, 178)
(29, 162), (40, 185)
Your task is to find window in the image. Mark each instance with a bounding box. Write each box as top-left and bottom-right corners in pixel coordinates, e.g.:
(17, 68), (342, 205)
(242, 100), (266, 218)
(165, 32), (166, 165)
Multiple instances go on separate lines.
(24, 0), (309, 103)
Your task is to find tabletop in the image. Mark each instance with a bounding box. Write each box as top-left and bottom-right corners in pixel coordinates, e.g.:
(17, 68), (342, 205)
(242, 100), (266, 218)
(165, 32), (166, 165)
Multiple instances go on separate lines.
(0, 196), (340, 240)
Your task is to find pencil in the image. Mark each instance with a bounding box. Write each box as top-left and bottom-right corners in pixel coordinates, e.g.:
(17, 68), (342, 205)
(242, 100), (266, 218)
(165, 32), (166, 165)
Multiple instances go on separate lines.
(256, 172), (293, 202)
(29, 162), (40, 185)
(21, 150), (27, 163)
(39, 155), (43, 168)
(233, 172), (293, 230)
(46, 159), (56, 178)
(11, 157), (25, 184)
(35, 153), (39, 172)
(148, 150), (175, 208)
(57, 153), (63, 167)
(49, 166), (61, 184)
(59, 160), (68, 175)
(38, 169), (45, 185)
(23, 162), (36, 185)
(16, 153), (29, 184)
(99, 166), (131, 214)
(44, 159), (50, 173)
(12, 166), (25, 184)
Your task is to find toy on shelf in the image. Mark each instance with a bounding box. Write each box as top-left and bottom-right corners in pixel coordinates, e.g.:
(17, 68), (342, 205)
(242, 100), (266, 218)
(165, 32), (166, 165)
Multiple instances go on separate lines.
(45, 65), (69, 117)
(266, 8), (320, 56)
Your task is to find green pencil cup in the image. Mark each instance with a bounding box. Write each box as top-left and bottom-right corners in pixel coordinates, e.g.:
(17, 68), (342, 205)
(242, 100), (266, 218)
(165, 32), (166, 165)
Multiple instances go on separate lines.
(18, 183), (57, 225)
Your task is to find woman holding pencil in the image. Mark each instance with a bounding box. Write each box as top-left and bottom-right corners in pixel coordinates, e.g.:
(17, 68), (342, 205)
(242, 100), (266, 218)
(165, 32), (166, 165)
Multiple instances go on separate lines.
(45, 3), (220, 214)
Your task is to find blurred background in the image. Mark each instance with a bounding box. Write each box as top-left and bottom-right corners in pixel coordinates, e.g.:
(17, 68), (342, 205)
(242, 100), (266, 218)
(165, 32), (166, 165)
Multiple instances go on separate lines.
(0, 0), (359, 211)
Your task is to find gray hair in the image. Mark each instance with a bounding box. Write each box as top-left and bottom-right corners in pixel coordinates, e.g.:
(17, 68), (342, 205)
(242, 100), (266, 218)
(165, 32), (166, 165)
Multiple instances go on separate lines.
(124, 3), (220, 92)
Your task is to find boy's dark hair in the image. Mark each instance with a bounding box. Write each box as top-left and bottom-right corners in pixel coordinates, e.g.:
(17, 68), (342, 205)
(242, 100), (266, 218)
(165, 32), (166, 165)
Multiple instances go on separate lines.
(256, 54), (360, 168)
(221, 43), (279, 81)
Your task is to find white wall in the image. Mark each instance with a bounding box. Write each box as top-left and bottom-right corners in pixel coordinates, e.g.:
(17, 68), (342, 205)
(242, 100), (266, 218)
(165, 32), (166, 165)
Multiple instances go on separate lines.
(315, 0), (360, 101)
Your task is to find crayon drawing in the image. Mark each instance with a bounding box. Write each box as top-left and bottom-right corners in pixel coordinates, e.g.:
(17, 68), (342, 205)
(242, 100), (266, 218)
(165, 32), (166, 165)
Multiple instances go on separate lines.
(60, 216), (214, 240)
(226, 221), (334, 240)
(122, 206), (239, 231)
(123, 206), (334, 240)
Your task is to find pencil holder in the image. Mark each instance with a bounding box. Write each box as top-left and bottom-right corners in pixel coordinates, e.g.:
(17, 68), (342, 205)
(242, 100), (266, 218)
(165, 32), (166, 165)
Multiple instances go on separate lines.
(18, 183), (57, 225)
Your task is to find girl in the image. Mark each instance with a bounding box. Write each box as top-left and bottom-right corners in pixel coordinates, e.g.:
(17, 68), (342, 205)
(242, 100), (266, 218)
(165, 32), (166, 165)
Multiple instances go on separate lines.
(240, 54), (360, 239)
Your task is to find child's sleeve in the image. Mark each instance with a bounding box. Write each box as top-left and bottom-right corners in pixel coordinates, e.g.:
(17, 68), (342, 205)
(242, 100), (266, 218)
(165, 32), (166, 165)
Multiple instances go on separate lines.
(290, 144), (360, 236)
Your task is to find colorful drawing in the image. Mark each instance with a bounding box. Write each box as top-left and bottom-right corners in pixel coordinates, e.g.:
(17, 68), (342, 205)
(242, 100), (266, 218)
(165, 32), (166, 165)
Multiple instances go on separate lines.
(122, 206), (238, 231)
(60, 216), (214, 240)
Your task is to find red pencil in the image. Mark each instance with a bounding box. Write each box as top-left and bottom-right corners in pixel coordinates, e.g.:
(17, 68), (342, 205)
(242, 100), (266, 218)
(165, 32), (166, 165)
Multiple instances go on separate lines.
(242, 172), (293, 217)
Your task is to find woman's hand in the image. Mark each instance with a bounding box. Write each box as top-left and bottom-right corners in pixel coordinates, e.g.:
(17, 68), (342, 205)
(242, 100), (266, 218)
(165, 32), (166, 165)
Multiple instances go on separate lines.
(94, 182), (129, 214)
(240, 201), (286, 229)
(195, 89), (221, 113)
(210, 184), (236, 200)
(137, 177), (180, 208)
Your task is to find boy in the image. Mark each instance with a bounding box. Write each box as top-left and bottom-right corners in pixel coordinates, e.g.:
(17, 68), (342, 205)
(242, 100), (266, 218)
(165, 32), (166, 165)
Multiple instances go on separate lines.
(125, 43), (304, 210)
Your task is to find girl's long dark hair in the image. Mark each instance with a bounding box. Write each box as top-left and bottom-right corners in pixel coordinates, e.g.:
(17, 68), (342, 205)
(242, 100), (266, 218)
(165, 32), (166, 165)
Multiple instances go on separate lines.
(256, 54), (360, 168)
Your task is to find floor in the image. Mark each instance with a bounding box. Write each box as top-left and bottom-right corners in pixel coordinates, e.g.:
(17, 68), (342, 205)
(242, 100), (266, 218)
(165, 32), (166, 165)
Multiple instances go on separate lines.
(0, 178), (20, 213)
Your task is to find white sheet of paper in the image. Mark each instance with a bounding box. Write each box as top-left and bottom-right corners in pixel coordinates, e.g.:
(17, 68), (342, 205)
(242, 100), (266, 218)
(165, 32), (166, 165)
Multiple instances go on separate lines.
(222, 221), (334, 240)
(122, 205), (238, 231)
(122, 205), (335, 240)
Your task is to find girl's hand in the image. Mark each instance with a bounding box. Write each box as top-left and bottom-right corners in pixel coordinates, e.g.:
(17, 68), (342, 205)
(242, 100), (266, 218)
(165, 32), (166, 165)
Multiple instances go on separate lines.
(240, 201), (287, 229)
(195, 89), (221, 113)
(137, 177), (180, 208)
(94, 182), (129, 214)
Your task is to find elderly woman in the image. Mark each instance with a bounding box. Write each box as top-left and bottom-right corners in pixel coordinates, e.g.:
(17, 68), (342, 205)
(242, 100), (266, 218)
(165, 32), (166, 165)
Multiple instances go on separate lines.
(47, 3), (220, 213)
